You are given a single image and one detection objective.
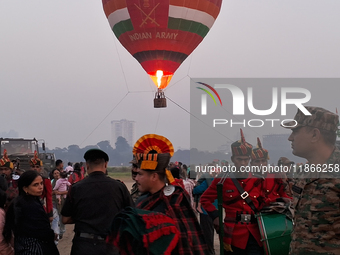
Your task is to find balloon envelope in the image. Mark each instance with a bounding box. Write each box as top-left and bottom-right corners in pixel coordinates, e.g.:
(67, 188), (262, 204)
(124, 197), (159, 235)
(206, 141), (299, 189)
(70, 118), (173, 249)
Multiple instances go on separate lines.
(103, 0), (222, 89)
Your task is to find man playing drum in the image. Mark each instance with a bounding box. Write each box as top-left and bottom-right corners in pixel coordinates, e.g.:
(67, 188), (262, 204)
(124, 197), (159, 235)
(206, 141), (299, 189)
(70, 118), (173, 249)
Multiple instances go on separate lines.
(251, 138), (293, 255)
(201, 129), (265, 255)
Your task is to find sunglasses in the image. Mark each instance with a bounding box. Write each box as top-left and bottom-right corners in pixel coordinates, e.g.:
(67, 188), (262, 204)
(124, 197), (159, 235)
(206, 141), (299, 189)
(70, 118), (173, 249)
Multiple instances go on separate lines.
(32, 165), (41, 169)
(131, 171), (138, 176)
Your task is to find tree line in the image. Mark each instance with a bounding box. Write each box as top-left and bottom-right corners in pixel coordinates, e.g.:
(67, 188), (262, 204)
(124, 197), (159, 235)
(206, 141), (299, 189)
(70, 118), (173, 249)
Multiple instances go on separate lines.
(45, 136), (230, 167)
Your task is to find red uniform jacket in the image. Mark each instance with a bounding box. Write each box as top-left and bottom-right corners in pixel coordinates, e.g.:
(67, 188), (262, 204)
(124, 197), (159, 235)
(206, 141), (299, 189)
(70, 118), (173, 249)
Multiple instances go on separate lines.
(200, 175), (265, 250)
(263, 173), (291, 204)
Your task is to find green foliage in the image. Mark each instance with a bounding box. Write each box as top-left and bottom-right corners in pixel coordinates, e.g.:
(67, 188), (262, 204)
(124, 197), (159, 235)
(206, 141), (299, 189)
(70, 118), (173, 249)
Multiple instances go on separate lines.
(45, 140), (230, 169)
(115, 136), (130, 152)
(46, 138), (133, 167)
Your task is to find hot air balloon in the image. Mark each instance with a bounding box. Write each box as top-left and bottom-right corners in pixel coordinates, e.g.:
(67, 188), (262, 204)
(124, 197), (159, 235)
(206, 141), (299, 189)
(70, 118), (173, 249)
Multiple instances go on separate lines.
(102, 0), (222, 107)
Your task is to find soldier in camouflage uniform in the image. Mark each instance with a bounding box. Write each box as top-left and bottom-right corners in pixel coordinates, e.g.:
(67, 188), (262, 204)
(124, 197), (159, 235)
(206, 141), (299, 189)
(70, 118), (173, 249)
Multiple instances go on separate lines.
(129, 159), (142, 203)
(282, 106), (340, 255)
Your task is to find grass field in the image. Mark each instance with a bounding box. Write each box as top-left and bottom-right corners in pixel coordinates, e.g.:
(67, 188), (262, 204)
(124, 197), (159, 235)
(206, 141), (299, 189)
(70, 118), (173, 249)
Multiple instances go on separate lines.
(108, 171), (131, 182)
(107, 166), (132, 182)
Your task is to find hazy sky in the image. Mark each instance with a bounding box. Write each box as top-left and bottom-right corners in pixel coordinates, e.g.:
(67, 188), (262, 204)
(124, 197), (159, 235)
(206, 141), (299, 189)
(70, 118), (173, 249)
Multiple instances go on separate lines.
(1, 1), (340, 151)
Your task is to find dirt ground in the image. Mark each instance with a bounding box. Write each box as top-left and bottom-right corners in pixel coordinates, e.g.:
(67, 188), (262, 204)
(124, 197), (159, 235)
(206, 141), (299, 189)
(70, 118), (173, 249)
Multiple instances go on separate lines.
(57, 181), (221, 255)
(57, 224), (74, 255)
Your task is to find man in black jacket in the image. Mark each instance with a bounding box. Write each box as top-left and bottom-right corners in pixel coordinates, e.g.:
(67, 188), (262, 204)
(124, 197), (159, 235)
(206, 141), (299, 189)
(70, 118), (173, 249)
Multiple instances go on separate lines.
(62, 149), (133, 255)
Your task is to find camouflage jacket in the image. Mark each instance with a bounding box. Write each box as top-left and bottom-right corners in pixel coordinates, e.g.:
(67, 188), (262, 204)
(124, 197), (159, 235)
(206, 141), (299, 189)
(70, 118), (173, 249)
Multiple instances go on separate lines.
(130, 182), (142, 203)
(289, 147), (340, 255)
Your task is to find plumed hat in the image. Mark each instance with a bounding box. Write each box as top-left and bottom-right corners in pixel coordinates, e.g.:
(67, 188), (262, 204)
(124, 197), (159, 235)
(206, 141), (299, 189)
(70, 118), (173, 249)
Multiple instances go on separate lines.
(29, 151), (43, 167)
(0, 150), (14, 169)
(133, 134), (175, 184)
(231, 129), (253, 157)
(251, 137), (269, 160)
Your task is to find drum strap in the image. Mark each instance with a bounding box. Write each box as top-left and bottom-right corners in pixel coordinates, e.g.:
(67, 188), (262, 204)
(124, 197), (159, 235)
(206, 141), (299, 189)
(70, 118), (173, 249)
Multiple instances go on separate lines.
(229, 173), (259, 213)
(225, 178), (262, 206)
(276, 181), (283, 194)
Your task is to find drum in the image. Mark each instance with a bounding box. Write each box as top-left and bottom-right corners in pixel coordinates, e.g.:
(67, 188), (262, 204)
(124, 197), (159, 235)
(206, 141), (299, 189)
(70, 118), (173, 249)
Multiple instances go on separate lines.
(256, 212), (293, 255)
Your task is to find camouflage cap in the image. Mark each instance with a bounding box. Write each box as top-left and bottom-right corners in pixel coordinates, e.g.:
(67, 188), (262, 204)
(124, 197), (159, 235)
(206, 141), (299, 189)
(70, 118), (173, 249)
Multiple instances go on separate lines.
(129, 157), (138, 166)
(251, 137), (269, 160)
(282, 106), (339, 132)
(231, 129), (253, 157)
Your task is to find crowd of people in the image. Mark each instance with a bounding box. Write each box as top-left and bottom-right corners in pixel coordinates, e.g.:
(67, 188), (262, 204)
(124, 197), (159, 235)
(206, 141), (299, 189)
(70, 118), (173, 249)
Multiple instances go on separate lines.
(0, 151), (86, 254)
(0, 105), (339, 255)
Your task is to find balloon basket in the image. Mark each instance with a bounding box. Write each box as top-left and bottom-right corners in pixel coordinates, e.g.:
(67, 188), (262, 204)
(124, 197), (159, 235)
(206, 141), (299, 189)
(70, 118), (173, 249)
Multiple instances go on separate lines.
(154, 89), (167, 108)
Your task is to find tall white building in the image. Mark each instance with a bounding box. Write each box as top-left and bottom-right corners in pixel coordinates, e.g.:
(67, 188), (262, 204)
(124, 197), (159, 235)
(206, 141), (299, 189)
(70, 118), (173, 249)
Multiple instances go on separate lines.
(111, 119), (136, 148)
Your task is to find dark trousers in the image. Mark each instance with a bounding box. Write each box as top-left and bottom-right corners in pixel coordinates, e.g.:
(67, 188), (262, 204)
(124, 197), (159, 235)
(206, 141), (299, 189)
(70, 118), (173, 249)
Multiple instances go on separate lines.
(200, 213), (215, 255)
(224, 234), (264, 255)
(71, 236), (119, 255)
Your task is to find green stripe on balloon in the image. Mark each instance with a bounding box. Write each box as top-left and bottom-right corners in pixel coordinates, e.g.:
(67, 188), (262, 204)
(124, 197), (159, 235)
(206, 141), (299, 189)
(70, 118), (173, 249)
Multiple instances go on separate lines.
(112, 18), (209, 39)
(113, 19), (133, 38)
(168, 17), (209, 38)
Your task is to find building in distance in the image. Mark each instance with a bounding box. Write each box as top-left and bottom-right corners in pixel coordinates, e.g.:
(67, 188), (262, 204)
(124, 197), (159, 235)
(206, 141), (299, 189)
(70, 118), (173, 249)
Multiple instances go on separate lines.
(111, 119), (136, 148)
